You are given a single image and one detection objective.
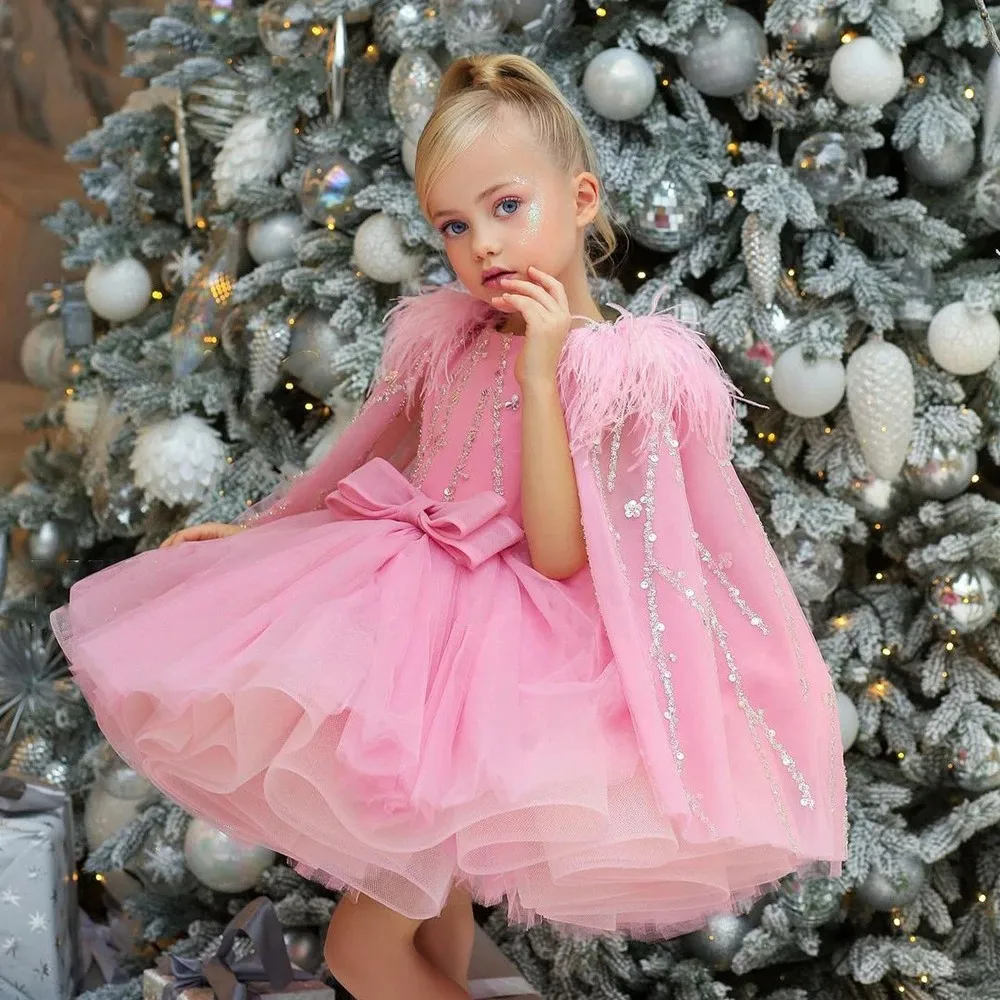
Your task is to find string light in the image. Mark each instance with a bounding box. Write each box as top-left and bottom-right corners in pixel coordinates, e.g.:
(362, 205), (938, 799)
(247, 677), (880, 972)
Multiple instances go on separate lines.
(869, 679), (890, 698)
(763, 375), (771, 383)
(726, 189), (736, 199)
(964, 86), (975, 99)
(365, 43), (379, 60)
(305, 402), (314, 411)
(881, 645), (892, 656)
(971, 473), (980, 483)
(151, 290), (164, 300)
(595, 5), (607, 14)
(824, 426), (832, 434)
(978, 892), (988, 903)
(832, 614), (850, 628)
(786, 268), (795, 277)
(284, 382), (295, 390)
(945, 641), (955, 651)
(726, 141), (740, 155)
(196, 217), (208, 230)
(661, 77), (670, 87)
(840, 30), (857, 43)
(637, 270), (647, 279)
(874, 570), (884, 579)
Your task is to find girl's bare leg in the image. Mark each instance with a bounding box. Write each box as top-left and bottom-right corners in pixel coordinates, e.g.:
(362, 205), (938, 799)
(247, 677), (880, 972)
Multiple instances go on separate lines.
(414, 886), (475, 990)
(324, 892), (470, 1000)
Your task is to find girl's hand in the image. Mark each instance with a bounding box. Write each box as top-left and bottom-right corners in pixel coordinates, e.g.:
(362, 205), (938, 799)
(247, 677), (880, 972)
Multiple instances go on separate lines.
(159, 522), (243, 548)
(492, 266), (572, 387)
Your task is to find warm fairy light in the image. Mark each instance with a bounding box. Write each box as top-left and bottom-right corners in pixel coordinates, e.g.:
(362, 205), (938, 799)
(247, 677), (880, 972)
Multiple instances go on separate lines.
(305, 402), (314, 410)
(766, 432), (777, 442)
(892, 914), (902, 926)
(310, 23), (325, 35)
(942, 671), (948, 679)
(971, 474), (980, 483)
(833, 614), (850, 628)
(288, 317), (296, 326)
(979, 892), (988, 903)
(727, 141), (740, 155)
(964, 87), (975, 99)
(151, 290), (164, 300)
(920, 976), (929, 984)
(787, 268), (795, 277)
(65, 387), (75, 397)
(69, 361), (83, 376)
(726, 189), (736, 198)
(637, 270), (647, 279)
(881, 646), (892, 656)
(824, 426), (832, 434)
(196, 217), (207, 229)
(366, 44), (379, 59)
(840, 30), (857, 43)
(945, 641), (955, 651)
(95, 873), (105, 883)
(897, 751), (905, 760)
(661, 77), (670, 86)
(285, 381), (295, 390)
(327, 221), (336, 230)
(915, 74), (926, 85)
(763, 375), (771, 383)
(816, 470), (825, 479)
(595, 6), (607, 14)
(870, 680), (889, 698)
(226, 456), (234, 464)
(758, 431), (766, 439)
(874, 569), (884, 578)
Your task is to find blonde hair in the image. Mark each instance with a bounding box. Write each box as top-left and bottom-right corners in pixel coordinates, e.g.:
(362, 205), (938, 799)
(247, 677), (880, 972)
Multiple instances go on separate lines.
(414, 54), (618, 274)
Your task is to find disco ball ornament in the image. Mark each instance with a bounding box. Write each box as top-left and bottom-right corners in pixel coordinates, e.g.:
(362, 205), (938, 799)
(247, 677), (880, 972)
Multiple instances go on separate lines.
(780, 872), (844, 927)
(774, 531), (844, 604)
(857, 854), (926, 910)
(197, 0), (245, 26)
(927, 566), (999, 634)
(793, 132), (867, 205)
(388, 49), (440, 142)
(829, 36), (904, 107)
(903, 137), (975, 188)
(27, 520), (76, 573)
(283, 928), (324, 973)
(184, 817), (276, 893)
(886, 0), (942, 39)
(20, 319), (67, 390)
(582, 48), (657, 121)
(836, 690), (859, 750)
(439, 0), (512, 43)
(683, 913), (753, 970)
(953, 739), (1000, 793)
(247, 212), (308, 264)
(904, 445), (977, 501)
(632, 176), (709, 252)
(41, 759), (70, 789)
(84, 257), (152, 323)
(678, 8), (767, 98)
(843, 475), (905, 523)
(927, 298), (1000, 376)
(670, 291), (710, 331)
(8, 735), (54, 775)
(770, 345), (846, 418)
(258, 0), (328, 59)
(300, 155), (369, 229)
(284, 308), (345, 398)
(187, 72), (249, 145)
(784, 8), (840, 55)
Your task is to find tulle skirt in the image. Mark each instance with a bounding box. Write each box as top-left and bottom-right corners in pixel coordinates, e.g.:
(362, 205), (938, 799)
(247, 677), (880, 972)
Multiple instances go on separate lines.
(52, 460), (837, 937)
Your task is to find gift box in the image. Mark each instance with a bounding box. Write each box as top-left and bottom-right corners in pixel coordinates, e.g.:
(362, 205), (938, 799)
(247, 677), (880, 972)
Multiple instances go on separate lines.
(143, 898), (335, 1000)
(0, 771), (80, 1000)
(470, 925), (540, 999)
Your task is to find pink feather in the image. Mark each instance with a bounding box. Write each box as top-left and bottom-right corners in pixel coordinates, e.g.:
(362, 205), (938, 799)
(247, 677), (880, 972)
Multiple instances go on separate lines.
(559, 306), (740, 458)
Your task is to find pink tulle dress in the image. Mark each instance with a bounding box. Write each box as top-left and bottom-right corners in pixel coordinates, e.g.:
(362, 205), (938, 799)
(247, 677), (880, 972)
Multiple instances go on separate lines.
(52, 289), (847, 938)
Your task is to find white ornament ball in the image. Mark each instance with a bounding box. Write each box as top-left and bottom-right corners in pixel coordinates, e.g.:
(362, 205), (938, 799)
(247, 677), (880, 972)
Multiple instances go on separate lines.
(770, 345), (847, 418)
(903, 138), (976, 188)
(130, 414), (226, 506)
(20, 319), (67, 389)
(84, 258), (152, 323)
(927, 301), (1000, 375)
(64, 394), (102, 438)
(582, 48), (657, 121)
(510, 0), (546, 25)
(353, 212), (422, 284)
(886, 0), (942, 40)
(402, 135), (417, 178)
(829, 37), (904, 108)
(247, 212), (308, 264)
(183, 817), (276, 893)
(845, 337), (915, 480)
(677, 8), (768, 98)
(836, 691), (860, 751)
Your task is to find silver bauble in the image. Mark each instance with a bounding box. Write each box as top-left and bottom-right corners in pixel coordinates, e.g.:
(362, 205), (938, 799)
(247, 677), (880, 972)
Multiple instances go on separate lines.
(92, 475), (152, 536)
(903, 138), (975, 188)
(843, 475), (905, 523)
(27, 520), (76, 572)
(388, 49), (441, 142)
(510, 0), (546, 26)
(247, 212), (308, 265)
(677, 8), (767, 98)
(353, 212), (423, 284)
(927, 566), (999, 634)
(300, 155), (369, 229)
(784, 8), (840, 55)
(780, 873), (844, 927)
(904, 445), (977, 501)
(582, 48), (657, 121)
(954, 740), (1000, 793)
(41, 758), (71, 789)
(886, 0), (943, 40)
(439, 0), (512, 43)
(84, 258), (152, 323)
(187, 73), (249, 145)
(774, 531), (844, 604)
(184, 817), (276, 893)
(284, 309), (346, 398)
(836, 690), (860, 751)
(793, 132), (867, 205)
(20, 319), (67, 390)
(632, 176), (708, 252)
(283, 928), (324, 973)
(258, 0), (328, 59)
(671, 291), (710, 331)
(84, 751), (154, 851)
(683, 913), (753, 970)
(857, 854), (926, 910)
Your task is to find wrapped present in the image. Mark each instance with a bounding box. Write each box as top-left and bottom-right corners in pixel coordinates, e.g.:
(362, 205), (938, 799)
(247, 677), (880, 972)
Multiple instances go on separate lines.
(470, 925), (540, 999)
(0, 772), (80, 1000)
(143, 897), (335, 1000)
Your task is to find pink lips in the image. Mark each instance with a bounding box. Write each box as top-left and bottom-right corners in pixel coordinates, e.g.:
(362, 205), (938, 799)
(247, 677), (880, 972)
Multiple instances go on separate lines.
(482, 268), (515, 288)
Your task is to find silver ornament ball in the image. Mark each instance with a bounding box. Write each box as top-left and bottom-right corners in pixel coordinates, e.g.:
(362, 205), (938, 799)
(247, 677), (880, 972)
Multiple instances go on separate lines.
(829, 36), (904, 107)
(928, 566), (999, 634)
(184, 817), (277, 893)
(770, 344), (846, 418)
(197, 0), (247, 27)
(837, 690), (860, 751)
(903, 138), (975, 188)
(904, 445), (977, 501)
(388, 49), (441, 142)
(582, 48), (657, 121)
(784, 8), (841, 55)
(258, 0), (328, 59)
(780, 873), (844, 927)
(678, 8), (767, 98)
(28, 520), (76, 572)
(886, 0), (943, 40)
(20, 319), (67, 390)
(248, 212), (308, 264)
(953, 740), (1000, 793)
(843, 475), (905, 523)
(632, 176), (708, 252)
(84, 258), (152, 323)
(927, 300), (1000, 376)
(857, 854), (926, 910)
(774, 531), (844, 604)
(300, 155), (369, 229)
(84, 754), (154, 851)
(284, 308), (346, 398)
(793, 132), (867, 205)
(283, 928), (324, 973)
(683, 913), (753, 970)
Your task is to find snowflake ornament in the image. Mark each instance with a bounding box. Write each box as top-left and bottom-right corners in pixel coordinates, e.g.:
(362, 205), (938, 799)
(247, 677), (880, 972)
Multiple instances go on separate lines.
(163, 246), (205, 290)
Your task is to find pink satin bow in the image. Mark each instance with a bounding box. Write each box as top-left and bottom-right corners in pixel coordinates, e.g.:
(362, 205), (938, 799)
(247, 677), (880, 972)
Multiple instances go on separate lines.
(326, 458), (524, 569)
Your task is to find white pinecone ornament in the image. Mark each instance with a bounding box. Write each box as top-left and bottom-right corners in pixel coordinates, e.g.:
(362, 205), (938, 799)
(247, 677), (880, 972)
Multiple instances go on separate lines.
(213, 114), (293, 208)
(741, 212), (781, 307)
(130, 414), (226, 506)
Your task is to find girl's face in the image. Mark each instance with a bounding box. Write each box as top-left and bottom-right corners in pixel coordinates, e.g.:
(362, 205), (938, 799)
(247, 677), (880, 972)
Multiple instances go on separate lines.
(424, 107), (598, 305)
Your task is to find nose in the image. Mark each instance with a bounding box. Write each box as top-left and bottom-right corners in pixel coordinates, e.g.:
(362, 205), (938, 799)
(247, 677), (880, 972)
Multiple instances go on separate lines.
(472, 224), (501, 262)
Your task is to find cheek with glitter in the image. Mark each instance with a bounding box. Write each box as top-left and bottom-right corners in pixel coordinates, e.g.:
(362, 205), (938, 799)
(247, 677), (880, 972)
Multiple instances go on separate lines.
(520, 199), (543, 245)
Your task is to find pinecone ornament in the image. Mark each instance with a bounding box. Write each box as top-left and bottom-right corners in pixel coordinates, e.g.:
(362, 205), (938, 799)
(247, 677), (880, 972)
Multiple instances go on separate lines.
(741, 212), (781, 307)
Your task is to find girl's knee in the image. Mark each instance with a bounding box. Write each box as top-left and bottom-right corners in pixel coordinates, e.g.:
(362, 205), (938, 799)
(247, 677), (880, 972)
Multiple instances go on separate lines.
(323, 894), (419, 989)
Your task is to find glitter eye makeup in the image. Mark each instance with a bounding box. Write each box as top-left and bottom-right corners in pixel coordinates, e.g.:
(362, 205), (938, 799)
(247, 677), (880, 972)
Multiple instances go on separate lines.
(520, 198), (543, 245)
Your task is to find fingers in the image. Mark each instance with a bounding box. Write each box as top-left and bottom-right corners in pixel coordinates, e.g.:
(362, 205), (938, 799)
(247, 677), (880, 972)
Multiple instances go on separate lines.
(494, 292), (546, 323)
(491, 277), (554, 312)
(525, 266), (569, 307)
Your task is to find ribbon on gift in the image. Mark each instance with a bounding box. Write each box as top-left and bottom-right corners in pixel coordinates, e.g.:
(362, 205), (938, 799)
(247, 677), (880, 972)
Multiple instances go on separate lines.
(326, 457), (524, 570)
(0, 772), (67, 813)
(161, 898), (313, 1000)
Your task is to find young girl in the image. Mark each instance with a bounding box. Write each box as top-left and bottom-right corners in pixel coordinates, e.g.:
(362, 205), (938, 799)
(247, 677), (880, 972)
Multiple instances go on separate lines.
(52, 55), (847, 1000)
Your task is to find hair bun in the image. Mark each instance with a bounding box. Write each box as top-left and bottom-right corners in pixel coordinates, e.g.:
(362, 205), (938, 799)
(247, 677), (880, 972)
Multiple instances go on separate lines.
(437, 54), (543, 105)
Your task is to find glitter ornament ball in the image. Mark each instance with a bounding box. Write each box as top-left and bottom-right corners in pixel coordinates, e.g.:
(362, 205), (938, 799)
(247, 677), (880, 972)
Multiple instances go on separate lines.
(793, 132), (867, 205)
(927, 299), (1000, 375)
(886, 0), (942, 40)
(184, 817), (276, 893)
(829, 36), (904, 107)
(258, 0), (328, 59)
(582, 48), (657, 121)
(857, 854), (926, 910)
(927, 566), (999, 634)
(780, 872), (844, 926)
(353, 212), (422, 284)
(770, 344), (847, 418)
(247, 212), (308, 264)
(300, 155), (369, 229)
(774, 531), (844, 604)
(683, 913), (754, 970)
(84, 258), (152, 323)
(903, 137), (975, 188)
(388, 48), (441, 142)
(632, 176), (709, 252)
(677, 8), (767, 98)
(904, 445), (977, 501)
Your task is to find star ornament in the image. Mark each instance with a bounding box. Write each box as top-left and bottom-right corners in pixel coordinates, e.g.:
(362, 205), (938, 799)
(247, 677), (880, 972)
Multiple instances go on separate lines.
(0, 620), (70, 746)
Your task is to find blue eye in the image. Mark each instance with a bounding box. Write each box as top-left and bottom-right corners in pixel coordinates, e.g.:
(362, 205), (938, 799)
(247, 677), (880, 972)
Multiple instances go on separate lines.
(497, 197), (520, 217)
(441, 220), (468, 238)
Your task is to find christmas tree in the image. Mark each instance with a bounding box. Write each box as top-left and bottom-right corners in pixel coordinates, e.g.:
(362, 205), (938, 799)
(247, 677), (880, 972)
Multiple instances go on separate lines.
(3, 0), (1000, 996)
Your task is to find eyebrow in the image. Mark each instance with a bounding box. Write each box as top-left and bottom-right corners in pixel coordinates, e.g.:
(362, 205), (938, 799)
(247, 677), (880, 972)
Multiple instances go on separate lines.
(430, 182), (518, 221)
